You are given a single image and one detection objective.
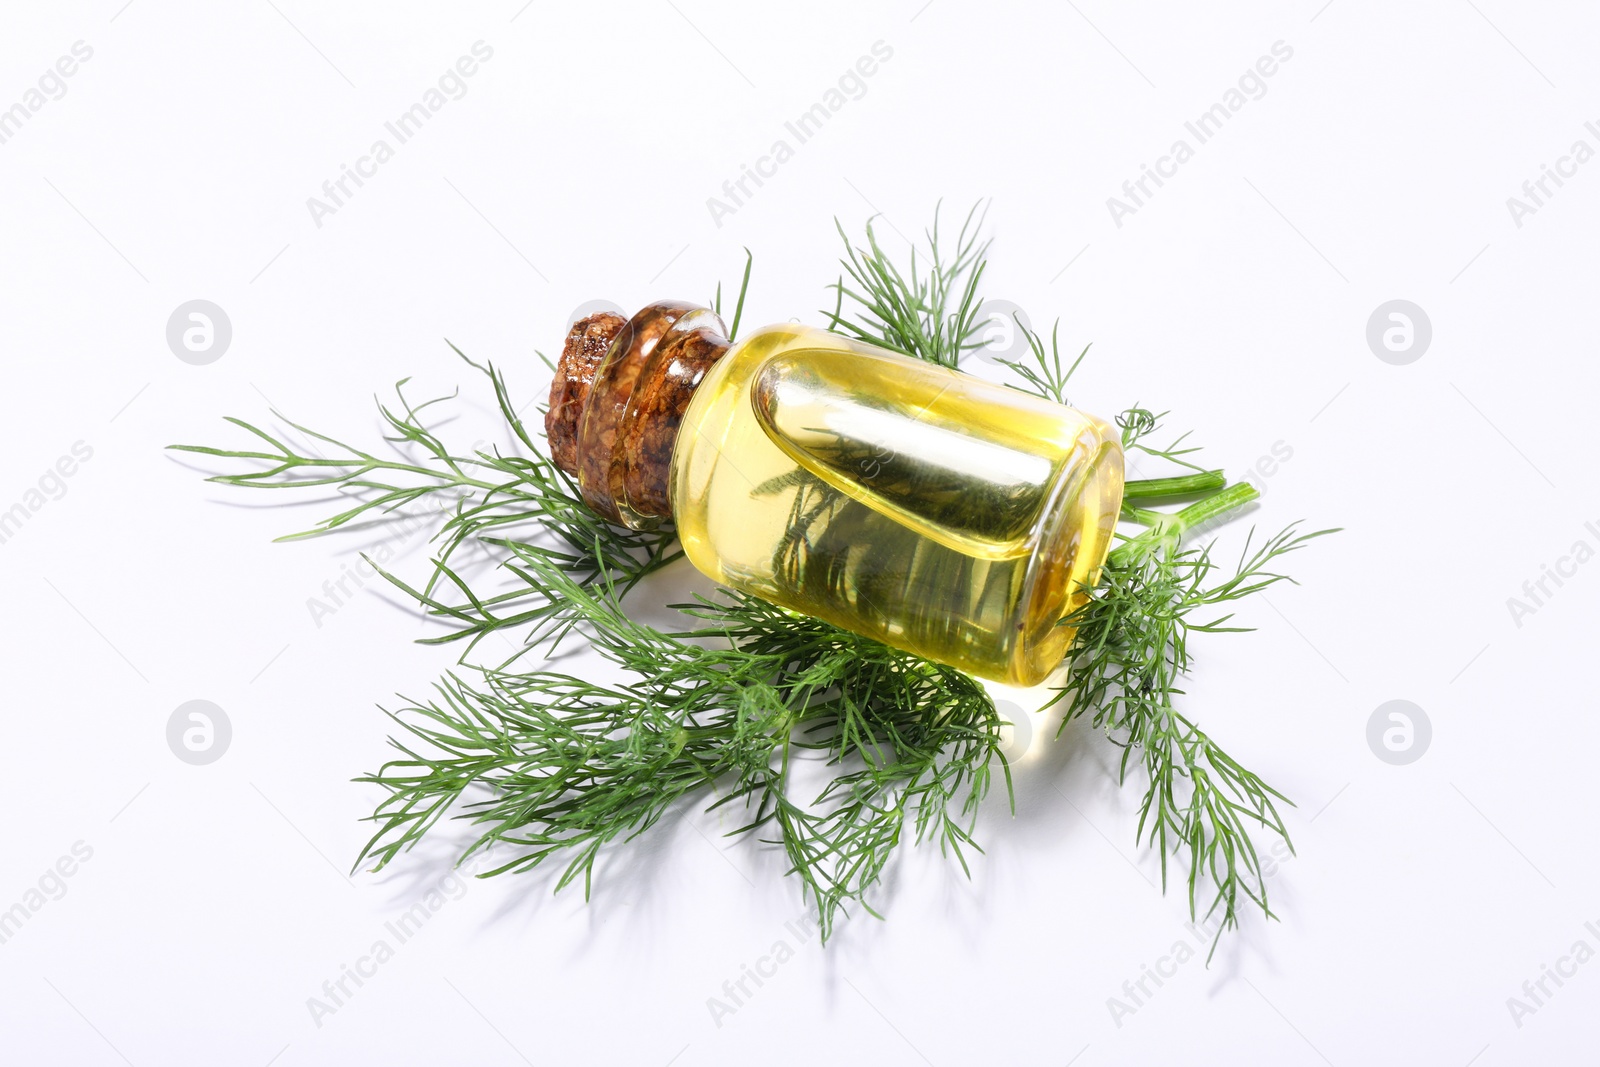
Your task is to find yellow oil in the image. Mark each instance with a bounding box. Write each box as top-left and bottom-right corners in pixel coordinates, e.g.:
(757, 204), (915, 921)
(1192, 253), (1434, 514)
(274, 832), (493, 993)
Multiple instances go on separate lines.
(670, 324), (1123, 686)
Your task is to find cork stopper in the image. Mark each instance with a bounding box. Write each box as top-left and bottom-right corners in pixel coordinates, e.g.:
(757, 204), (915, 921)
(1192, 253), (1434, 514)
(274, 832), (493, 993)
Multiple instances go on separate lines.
(545, 301), (731, 528)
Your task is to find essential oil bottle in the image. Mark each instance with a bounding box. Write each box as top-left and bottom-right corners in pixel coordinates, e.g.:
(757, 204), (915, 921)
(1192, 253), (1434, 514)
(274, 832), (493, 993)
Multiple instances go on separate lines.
(546, 301), (1125, 687)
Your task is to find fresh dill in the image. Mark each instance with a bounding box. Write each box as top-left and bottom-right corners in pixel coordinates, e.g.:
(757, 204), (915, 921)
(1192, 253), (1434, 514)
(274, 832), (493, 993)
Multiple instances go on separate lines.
(172, 361), (677, 664)
(988, 311), (1337, 956)
(1061, 494), (1334, 958)
(172, 204), (1331, 956)
(823, 201), (990, 367)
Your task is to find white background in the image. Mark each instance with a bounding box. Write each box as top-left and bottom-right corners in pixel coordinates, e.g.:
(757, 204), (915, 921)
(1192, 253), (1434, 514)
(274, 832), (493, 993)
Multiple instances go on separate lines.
(1, 1), (1596, 1064)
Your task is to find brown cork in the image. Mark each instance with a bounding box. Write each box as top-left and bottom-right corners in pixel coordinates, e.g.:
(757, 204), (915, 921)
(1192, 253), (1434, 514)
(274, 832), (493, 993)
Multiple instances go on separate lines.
(618, 323), (728, 517)
(546, 312), (626, 473)
(546, 301), (731, 527)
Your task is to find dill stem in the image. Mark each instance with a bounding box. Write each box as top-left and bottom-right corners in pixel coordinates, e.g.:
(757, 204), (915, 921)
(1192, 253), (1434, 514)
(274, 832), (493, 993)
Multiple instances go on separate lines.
(1123, 469), (1226, 501)
(1110, 481), (1261, 567)
(209, 454), (505, 494)
(1173, 481), (1260, 534)
(1121, 504), (1171, 526)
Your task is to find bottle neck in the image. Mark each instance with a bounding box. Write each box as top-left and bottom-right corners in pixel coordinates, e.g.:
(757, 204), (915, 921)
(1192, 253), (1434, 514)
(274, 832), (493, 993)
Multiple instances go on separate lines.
(545, 301), (731, 528)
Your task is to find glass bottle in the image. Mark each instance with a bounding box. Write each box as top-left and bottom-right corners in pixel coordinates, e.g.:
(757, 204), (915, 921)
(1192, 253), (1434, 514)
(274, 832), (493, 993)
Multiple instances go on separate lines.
(546, 300), (1124, 687)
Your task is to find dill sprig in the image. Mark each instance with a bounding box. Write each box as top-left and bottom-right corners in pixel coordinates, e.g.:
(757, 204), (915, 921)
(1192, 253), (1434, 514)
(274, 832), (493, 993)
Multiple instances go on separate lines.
(1062, 504), (1335, 959)
(992, 319), (1337, 956)
(823, 200), (990, 367)
(171, 204), (1331, 955)
(360, 555), (1005, 936)
(996, 317), (1086, 405)
(171, 359), (677, 663)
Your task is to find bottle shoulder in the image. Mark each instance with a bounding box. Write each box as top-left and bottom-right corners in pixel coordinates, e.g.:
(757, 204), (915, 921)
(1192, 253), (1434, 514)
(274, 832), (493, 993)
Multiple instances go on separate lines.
(723, 322), (852, 363)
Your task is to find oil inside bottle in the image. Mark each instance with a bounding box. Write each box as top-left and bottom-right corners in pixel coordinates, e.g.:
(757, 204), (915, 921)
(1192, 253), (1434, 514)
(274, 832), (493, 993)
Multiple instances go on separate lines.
(670, 325), (1123, 686)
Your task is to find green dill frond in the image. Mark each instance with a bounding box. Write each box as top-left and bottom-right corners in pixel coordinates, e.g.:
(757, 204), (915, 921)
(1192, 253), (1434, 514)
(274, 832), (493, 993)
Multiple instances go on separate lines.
(1057, 518), (1335, 958)
(823, 200), (990, 368)
(981, 256), (1337, 956)
(997, 318), (1087, 405)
